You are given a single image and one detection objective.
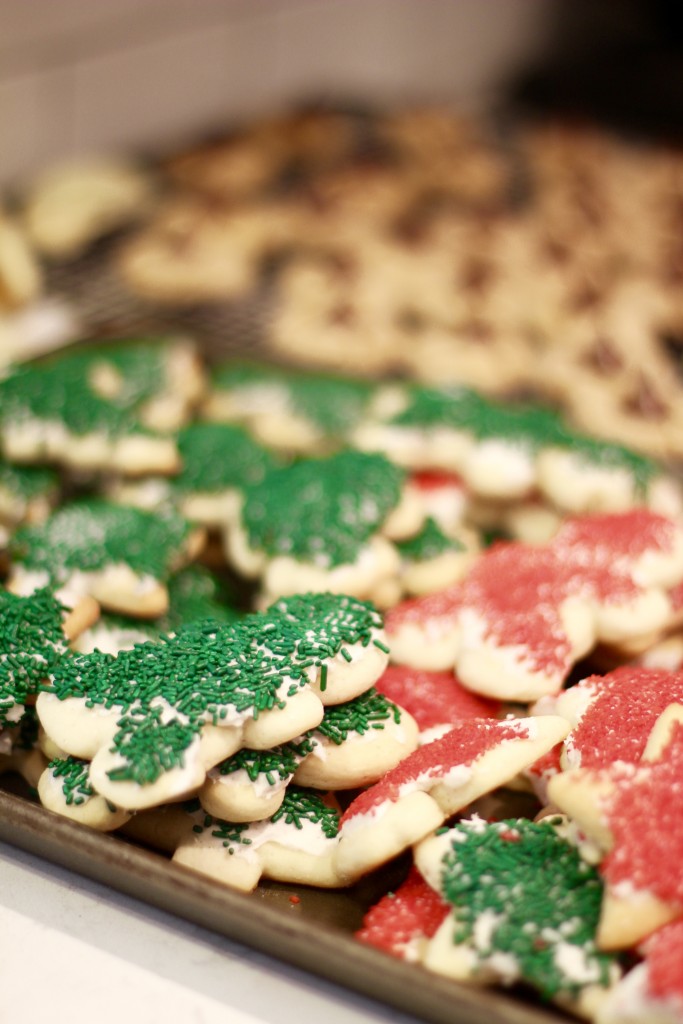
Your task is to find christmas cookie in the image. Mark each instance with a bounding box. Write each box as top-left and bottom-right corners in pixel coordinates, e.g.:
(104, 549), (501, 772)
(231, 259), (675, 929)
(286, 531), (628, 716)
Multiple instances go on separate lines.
(0, 587), (96, 747)
(107, 421), (276, 529)
(356, 865), (449, 962)
(0, 704), (46, 789)
(0, 460), (59, 527)
(334, 714), (569, 883)
(0, 337), (205, 475)
(374, 664), (501, 744)
(292, 688), (419, 790)
(74, 565), (240, 656)
(597, 918), (683, 1024)
(224, 450), (423, 607)
(203, 361), (377, 455)
(395, 516), (478, 596)
(386, 510), (682, 700)
(8, 499), (204, 617)
(37, 593), (389, 809)
(545, 665), (683, 772)
(172, 787), (343, 892)
(22, 156), (153, 259)
(548, 707), (683, 950)
(199, 736), (317, 822)
(414, 816), (621, 1017)
(37, 755), (132, 831)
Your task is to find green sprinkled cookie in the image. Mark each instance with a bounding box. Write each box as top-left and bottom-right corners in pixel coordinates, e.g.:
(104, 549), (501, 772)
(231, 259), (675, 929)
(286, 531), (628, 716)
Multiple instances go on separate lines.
(200, 736), (317, 821)
(38, 754), (132, 830)
(417, 816), (621, 1012)
(0, 587), (68, 731)
(206, 360), (377, 453)
(8, 499), (203, 617)
(293, 687), (419, 790)
(0, 337), (204, 474)
(0, 460), (60, 526)
(38, 592), (389, 810)
(226, 450), (412, 607)
(75, 565), (241, 655)
(173, 785), (343, 891)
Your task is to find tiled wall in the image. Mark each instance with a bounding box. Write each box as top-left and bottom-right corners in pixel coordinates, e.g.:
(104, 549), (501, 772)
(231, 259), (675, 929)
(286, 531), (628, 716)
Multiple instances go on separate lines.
(0, 0), (553, 186)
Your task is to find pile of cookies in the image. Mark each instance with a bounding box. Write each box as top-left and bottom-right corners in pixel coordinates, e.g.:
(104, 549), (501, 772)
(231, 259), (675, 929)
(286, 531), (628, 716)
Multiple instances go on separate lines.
(2, 104), (683, 466)
(2, 337), (683, 1022)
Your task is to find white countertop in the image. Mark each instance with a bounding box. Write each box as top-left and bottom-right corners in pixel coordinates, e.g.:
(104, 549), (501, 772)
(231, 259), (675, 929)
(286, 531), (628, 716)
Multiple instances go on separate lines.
(0, 839), (422, 1024)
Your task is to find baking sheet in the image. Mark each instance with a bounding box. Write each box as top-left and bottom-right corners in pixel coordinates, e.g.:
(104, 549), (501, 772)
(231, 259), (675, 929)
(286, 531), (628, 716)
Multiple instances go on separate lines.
(0, 784), (568, 1024)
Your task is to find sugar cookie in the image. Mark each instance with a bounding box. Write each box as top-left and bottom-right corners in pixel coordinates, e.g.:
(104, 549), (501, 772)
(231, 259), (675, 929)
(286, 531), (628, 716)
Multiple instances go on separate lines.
(225, 451), (422, 606)
(173, 787), (343, 892)
(356, 865), (449, 963)
(414, 816), (621, 1017)
(38, 755), (132, 831)
(0, 338), (204, 475)
(334, 714), (569, 883)
(8, 499), (204, 617)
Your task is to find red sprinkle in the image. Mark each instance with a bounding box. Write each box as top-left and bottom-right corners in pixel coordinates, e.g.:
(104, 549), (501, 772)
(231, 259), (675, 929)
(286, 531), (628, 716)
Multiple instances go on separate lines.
(340, 718), (529, 825)
(567, 667), (683, 769)
(374, 664), (500, 731)
(644, 918), (683, 1004)
(289, 895), (301, 905)
(356, 866), (449, 956)
(602, 723), (683, 904)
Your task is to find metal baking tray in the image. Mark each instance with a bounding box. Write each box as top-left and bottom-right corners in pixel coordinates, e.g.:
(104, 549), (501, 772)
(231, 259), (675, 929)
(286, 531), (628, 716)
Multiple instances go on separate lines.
(0, 783), (567, 1024)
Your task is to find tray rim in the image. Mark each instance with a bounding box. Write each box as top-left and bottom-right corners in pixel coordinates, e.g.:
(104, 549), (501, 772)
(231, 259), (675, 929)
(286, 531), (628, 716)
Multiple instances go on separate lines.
(0, 787), (567, 1024)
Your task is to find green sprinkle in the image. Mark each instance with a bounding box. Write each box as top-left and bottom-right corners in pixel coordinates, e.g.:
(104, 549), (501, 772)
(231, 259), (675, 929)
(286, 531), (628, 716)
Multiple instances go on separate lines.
(242, 451), (404, 568)
(315, 688), (400, 745)
(396, 517), (465, 561)
(439, 817), (619, 1002)
(11, 499), (193, 582)
(106, 709), (201, 786)
(49, 756), (94, 806)
(0, 588), (67, 729)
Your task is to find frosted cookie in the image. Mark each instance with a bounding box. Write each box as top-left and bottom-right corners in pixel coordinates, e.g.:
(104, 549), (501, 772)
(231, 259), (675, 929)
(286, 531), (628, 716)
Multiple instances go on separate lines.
(597, 918), (683, 1024)
(224, 451), (423, 606)
(550, 509), (683, 592)
(266, 591), (391, 706)
(545, 666), (683, 772)
(0, 461), (59, 527)
(414, 816), (621, 1017)
(108, 421), (276, 528)
(37, 755), (132, 831)
(8, 499), (204, 617)
(38, 593), (389, 808)
(74, 564), (240, 655)
(203, 361), (377, 455)
(356, 865), (449, 962)
(353, 384), (567, 501)
(199, 736), (317, 822)
(22, 157), (153, 259)
(0, 587), (95, 743)
(386, 511), (682, 700)
(334, 714), (569, 883)
(0, 210), (42, 310)
(173, 787), (343, 892)
(548, 709), (683, 950)
(409, 470), (468, 535)
(292, 688), (419, 790)
(536, 437), (683, 517)
(395, 517), (479, 596)
(0, 337), (205, 475)
(374, 664), (501, 744)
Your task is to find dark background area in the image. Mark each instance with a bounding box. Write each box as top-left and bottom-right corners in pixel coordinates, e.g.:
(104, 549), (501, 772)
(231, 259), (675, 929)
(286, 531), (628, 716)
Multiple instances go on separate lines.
(511, 0), (683, 140)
